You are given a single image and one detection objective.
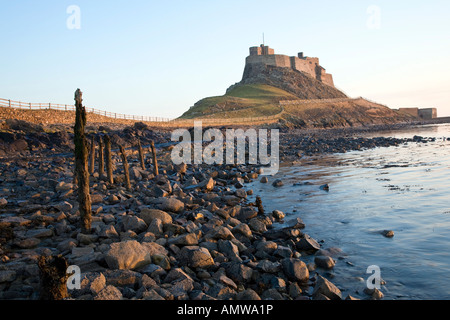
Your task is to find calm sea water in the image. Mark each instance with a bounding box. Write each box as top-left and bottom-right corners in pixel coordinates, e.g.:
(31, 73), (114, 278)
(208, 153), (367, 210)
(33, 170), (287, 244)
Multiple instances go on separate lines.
(247, 123), (450, 300)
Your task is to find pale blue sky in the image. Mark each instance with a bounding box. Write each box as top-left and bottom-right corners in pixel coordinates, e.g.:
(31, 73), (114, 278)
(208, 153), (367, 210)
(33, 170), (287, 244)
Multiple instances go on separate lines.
(1, 0), (449, 118)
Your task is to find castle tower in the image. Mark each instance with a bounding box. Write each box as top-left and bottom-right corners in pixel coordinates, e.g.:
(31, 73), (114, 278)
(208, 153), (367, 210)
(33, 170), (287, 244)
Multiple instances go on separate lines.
(249, 44), (275, 56)
(246, 45), (335, 87)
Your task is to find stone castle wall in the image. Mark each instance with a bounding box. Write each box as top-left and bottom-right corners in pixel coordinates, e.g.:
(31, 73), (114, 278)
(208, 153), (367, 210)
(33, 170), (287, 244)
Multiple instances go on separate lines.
(246, 45), (335, 87)
(320, 73), (334, 87)
(418, 108), (438, 119)
(246, 54), (291, 69)
(397, 107), (438, 120)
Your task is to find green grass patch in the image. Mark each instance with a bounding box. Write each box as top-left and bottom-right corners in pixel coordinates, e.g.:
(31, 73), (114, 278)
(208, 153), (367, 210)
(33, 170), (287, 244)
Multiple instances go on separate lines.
(179, 84), (296, 119)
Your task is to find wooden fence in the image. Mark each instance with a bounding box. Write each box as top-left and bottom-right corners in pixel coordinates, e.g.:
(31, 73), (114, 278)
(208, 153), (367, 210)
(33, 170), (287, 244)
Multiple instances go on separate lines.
(3, 96), (396, 127)
(0, 98), (171, 123)
(0, 97), (283, 127)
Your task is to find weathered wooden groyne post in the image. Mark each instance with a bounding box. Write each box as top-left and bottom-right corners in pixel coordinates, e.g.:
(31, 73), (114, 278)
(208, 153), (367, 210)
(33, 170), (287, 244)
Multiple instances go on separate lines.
(118, 144), (131, 191)
(98, 136), (105, 178)
(104, 135), (114, 185)
(150, 140), (159, 176)
(37, 255), (69, 300)
(89, 135), (95, 175)
(137, 138), (145, 170)
(74, 88), (92, 233)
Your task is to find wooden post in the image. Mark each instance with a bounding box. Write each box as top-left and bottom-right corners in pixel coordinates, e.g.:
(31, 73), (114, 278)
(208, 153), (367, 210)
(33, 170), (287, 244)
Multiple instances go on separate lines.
(37, 255), (69, 300)
(150, 140), (159, 176)
(89, 135), (95, 175)
(98, 136), (104, 178)
(118, 145), (131, 191)
(137, 139), (145, 170)
(104, 135), (114, 185)
(74, 88), (92, 234)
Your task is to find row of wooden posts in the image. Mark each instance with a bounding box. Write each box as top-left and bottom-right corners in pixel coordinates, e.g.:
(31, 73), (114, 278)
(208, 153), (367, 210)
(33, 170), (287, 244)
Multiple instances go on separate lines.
(39, 89), (162, 300)
(85, 134), (159, 189)
(73, 89), (160, 234)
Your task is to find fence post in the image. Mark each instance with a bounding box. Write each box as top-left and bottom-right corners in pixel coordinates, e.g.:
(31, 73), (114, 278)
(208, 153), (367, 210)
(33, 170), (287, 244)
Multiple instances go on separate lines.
(30, 103), (32, 110)
(49, 103), (51, 110)
(8, 100), (11, 108)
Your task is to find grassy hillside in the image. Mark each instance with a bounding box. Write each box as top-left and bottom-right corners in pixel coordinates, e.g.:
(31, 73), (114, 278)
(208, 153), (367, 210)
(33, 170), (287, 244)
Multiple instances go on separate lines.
(280, 98), (415, 128)
(179, 84), (297, 119)
(179, 82), (414, 127)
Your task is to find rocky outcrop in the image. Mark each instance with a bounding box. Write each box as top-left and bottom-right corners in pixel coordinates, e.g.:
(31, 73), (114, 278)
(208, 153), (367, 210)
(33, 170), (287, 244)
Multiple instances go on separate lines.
(0, 118), (168, 157)
(234, 63), (348, 100)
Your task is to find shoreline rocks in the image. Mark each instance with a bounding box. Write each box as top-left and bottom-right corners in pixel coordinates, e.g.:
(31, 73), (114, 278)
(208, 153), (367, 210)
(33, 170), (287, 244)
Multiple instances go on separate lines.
(0, 120), (403, 300)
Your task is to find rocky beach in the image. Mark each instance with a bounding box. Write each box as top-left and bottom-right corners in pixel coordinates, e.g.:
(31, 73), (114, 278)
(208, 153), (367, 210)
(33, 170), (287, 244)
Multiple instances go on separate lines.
(0, 118), (439, 301)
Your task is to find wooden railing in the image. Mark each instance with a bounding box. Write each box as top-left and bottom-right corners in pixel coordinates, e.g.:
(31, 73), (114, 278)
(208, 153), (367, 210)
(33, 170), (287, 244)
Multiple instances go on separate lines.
(0, 97), (284, 127)
(0, 98), (172, 123)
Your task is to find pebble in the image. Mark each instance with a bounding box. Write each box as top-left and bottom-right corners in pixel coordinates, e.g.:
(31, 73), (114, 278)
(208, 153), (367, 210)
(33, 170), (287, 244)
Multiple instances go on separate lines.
(272, 179), (284, 187)
(382, 230), (395, 238)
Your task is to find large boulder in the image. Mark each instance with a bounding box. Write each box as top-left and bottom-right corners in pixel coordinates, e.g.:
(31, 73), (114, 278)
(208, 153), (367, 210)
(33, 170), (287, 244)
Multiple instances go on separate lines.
(234, 207), (258, 221)
(177, 246), (215, 269)
(312, 275), (342, 300)
(296, 234), (321, 252)
(232, 223), (253, 239)
(141, 242), (168, 257)
(281, 258), (309, 283)
(94, 285), (123, 300)
(225, 262), (253, 284)
(139, 208), (173, 225)
(122, 215), (147, 233)
(218, 240), (241, 262)
(105, 240), (152, 270)
(103, 269), (143, 288)
(156, 198), (185, 213)
(314, 256), (336, 270)
(236, 289), (261, 300)
(205, 226), (235, 241)
(168, 233), (199, 246)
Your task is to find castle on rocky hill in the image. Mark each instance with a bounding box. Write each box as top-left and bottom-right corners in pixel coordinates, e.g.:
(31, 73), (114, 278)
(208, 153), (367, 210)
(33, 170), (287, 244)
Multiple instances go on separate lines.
(246, 44), (335, 87)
